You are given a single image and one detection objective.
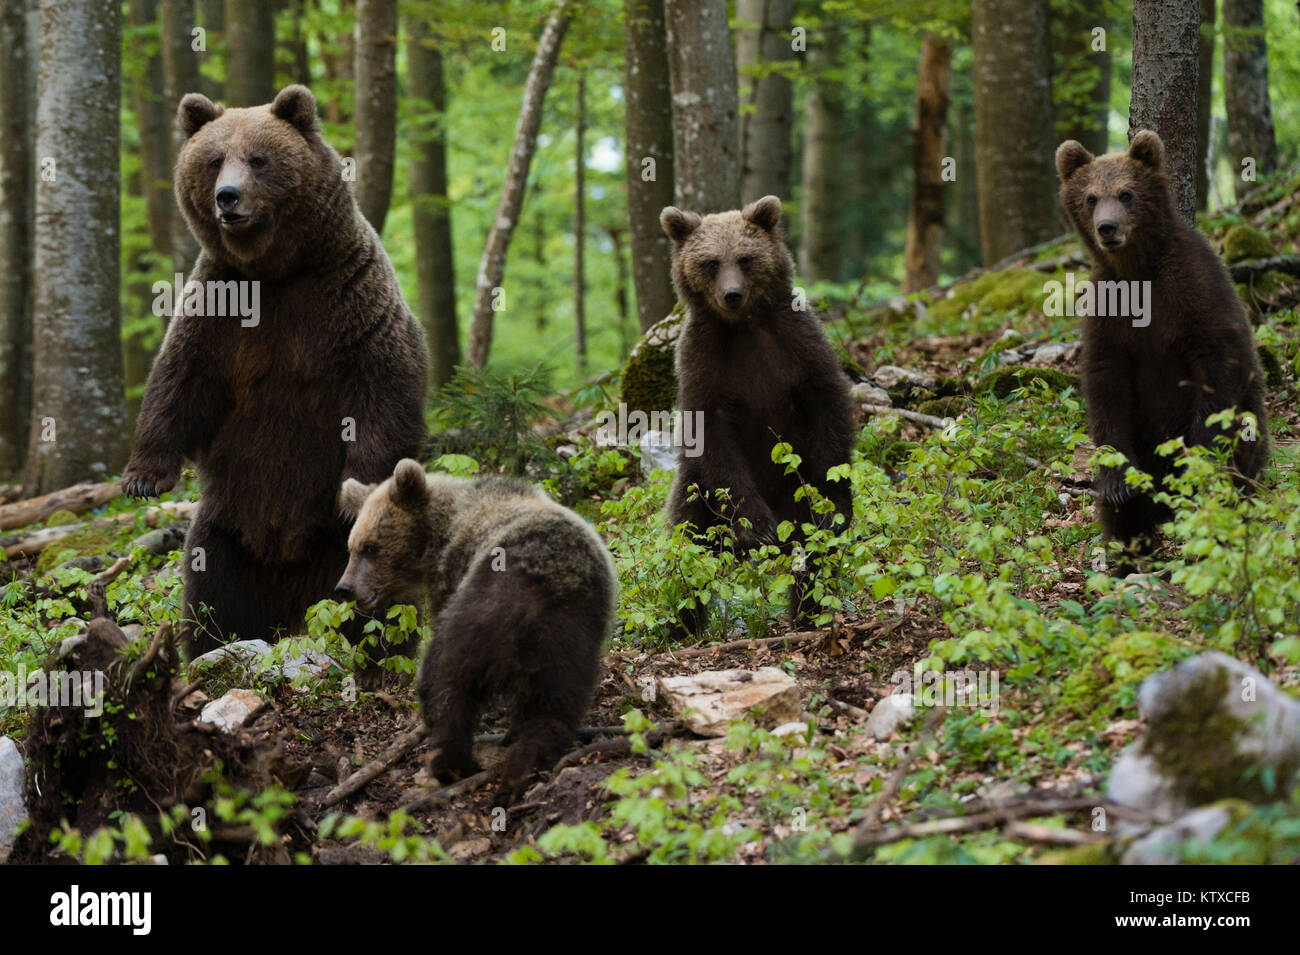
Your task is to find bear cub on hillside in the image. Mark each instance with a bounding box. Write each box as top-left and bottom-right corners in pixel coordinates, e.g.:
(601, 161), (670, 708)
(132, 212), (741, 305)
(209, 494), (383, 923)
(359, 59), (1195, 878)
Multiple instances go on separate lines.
(336, 460), (617, 798)
(1055, 130), (1268, 567)
(122, 85), (427, 663)
(660, 194), (856, 626)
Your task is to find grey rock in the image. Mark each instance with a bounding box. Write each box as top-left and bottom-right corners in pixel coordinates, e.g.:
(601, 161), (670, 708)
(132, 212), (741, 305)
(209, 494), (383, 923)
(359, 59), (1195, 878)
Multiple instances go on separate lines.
(1122, 805), (1234, 865)
(0, 737), (28, 862)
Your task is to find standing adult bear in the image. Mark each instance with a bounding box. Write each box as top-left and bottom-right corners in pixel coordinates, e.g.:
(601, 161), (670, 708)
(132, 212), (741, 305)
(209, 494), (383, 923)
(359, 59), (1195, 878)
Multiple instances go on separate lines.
(1055, 130), (1268, 568)
(122, 85), (428, 658)
(660, 195), (856, 629)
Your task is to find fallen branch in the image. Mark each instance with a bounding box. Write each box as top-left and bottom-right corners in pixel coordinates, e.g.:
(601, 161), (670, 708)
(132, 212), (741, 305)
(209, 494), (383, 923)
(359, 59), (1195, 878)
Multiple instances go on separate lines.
(399, 769), (495, 813)
(658, 630), (824, 660)
(324, 721), (428, 808)
(1002, 819), (1106, 846)
(862, 403), (952, 430)
(1227, 255), (1300, 283)
(1, 500), (196, 558)
(853, 708), (947, 839)
(0, 479), (123, 531)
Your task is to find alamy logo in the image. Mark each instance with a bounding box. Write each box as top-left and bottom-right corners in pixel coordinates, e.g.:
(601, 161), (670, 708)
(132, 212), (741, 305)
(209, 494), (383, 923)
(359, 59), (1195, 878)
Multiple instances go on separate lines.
(0, 665), (105, 717)
(151, 273), (262, 327)
(1043, 272), (1151, 328)
(891, 665), (999, 713)
(49, 886), (152, 935)
(593, 403), (704, 458)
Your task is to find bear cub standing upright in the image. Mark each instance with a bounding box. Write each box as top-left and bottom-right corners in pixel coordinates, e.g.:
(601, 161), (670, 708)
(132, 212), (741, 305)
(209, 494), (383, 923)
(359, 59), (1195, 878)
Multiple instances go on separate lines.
(336, 460), (617, 799)
(122, 86), (427, 659)
(1055, 130), (1268, 566)
(660, 195), (856, 625)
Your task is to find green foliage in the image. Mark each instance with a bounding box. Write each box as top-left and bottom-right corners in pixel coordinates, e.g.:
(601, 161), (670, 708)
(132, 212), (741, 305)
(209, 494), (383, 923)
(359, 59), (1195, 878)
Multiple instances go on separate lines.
(428, 363), (557, 475)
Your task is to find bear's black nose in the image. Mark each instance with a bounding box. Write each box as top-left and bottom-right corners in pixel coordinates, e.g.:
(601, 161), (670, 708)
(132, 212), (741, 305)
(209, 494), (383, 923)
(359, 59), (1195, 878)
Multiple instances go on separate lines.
(334, 582), (354, 601)
(216, 186), (242, 213)
(724, 289), (743, 307)
(1097, 220), (1117, 239)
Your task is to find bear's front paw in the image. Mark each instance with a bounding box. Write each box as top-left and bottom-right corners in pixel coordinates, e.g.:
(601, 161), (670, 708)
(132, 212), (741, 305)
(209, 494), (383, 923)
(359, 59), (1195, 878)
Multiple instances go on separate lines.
(1093, 468), (1137, 507)
(121, 457), (182, 498)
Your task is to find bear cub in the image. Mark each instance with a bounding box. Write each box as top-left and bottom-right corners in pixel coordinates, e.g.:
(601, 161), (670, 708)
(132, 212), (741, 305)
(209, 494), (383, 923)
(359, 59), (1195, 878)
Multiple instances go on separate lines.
(660, 194), (856, 625)
(337, 460), (617, 799)
(1055, 130), (1268, 567)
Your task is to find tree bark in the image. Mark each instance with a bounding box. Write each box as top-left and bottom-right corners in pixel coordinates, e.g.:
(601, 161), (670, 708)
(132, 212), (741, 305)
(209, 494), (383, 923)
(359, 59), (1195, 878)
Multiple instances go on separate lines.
(1222, 0), (1277, 200)
(737, 0), (794, 204)
(1129, 0), (1201, 225)
(903, 32), (952, 293)
(623, 0), (675, 332)
(279, 0), (311, 86)
(665, 0), (740, 213)
(972, 0), (1059, 264)
(1050, 0), (1111, 158)
(407, 15), (458, 389)
(161, 0), (202, 272)
(574, 69), (587, 375)
(799, 24), (843, 280)
(467, 1), (570, 368)
(1195, 0), (1214, 211)
(353, 0), (397, 234)
(197, 0), (222, 102)
(26, 0), (129, 493)
(0, 0), (34, 479)
(224, 0), (274, 106)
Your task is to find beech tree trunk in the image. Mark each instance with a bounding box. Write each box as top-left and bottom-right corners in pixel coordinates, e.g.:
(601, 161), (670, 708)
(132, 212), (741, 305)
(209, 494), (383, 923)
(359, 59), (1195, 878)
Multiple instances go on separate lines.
(161, 0), (202, 271)
(198, 0), (222, 102)
(574, 70), (587, 375)
(26, 0), (129, 493)
(407, 15), (458, 389)
(903, 32), (952, 293)
(224, 0), (274, 106)
(1050, 0), (1111, 158)
(467, 1), (570, 368)
(972, 0), (1059, 264)
(1130, 0), (1201, 224)
(0, 0), (34, 479)
(1195, 0), (1214, 211)
(353, 0), (397, 233)
(623, 0), (675, 332)
(665, 0), (740, 213)
(799, 24), (843, 281)
(1222, 0), (1277, 200)
(737, 0), (794, 204)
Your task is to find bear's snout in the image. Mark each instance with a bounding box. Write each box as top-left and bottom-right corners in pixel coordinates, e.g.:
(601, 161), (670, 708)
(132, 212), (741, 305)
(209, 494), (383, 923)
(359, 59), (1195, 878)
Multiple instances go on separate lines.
(724, 288), (743, 307)
(216, 185), (241, 214)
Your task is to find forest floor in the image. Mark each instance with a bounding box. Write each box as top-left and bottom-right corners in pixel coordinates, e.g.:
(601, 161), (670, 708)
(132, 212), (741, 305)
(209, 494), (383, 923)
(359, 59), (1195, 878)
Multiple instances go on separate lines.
(3, 171), (1300, 864)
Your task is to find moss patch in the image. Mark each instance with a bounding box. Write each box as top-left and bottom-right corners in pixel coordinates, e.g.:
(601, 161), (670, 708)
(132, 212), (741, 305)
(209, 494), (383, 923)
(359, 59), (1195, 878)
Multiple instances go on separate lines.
(930, 268), (1048, 324)
(1058, 630), (1184, 724)
(975, 366), (1080, 399)
(1223, 225), (1276, 264)
(35, 524), (138, 575)
(915, 396), (970, 418)
(620, 306), (683, 414)
(1258, 344), (1285, 388)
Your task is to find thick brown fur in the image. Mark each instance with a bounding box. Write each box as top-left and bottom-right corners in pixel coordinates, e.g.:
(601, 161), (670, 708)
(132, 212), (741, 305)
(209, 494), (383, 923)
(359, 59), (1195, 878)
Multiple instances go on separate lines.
(1056, 130), (1268, 567)
(660, 195), (856, 627)
(122, 86), (427, 658)
(336, 460), (617, 800)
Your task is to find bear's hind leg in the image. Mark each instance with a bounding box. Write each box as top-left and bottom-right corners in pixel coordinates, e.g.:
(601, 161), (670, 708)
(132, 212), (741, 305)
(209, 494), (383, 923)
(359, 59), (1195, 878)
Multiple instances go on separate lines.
(183, 515), (275, 658)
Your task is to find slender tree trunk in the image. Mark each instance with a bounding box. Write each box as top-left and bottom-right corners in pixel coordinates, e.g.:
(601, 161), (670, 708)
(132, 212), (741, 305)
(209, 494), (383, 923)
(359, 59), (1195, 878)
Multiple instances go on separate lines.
(1129, 0), (1200, 224)
(126, 0), (171, 432)
(224, 0), (274, 106)
(737, 0), (794, 204)
(799, 24), (843, 280)
(280, 0), (311, 86)
(1195, 0), (1215, 211)
(903, 32), (951, 293)
(162, 0), (202, 272)
(320, 0), (355, 129)
(949, 96), (982, 273)
(197, 0), (222, 102)
(972, 0), (1059, 263)
(26, 0), (129, 493)
(1050, 0), (1110, 158)
(467, 1), (570, 368)
(665, 0), (740, 212)
(353, 0), (396, 233)
(1222, 0), (1277, 200)
(608, 227), (631, 360)
(407, 15), (458, 389)
(574, 70), (587, 375)
(0, 0), (34, 478)
(623, 0), (675, 332)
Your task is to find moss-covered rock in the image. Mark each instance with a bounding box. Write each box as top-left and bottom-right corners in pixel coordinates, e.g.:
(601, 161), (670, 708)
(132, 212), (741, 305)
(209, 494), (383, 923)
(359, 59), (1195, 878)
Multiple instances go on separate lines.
(620, 306), (683, 414)
(915, 396), (970, 418)
(1059, 630), (1184, 723)
(929, 268), (1047, 324)
(35, 523), (139, 575)
(44, 509), (79, 527)
(975, 366), (1080, 399)
(1257, 344), (1285, 388)
(1222, 225), (1276, 264)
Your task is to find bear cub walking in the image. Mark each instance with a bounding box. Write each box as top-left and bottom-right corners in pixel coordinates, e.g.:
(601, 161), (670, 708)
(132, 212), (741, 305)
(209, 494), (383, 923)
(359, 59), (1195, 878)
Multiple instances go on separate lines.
(660, 195), (856, 625)
(336, 460), (617, 798)
(1055, 131), (1268, 566)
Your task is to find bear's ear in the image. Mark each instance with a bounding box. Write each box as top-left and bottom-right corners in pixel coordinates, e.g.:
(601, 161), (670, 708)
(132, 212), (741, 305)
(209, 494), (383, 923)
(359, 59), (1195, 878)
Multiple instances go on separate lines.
(338, 478), (374, 520)
(742, 195), (783, 231)
(391, 458), (429, 510)
(179, 93), (222, 139)
(271, 85), (319, 134)
(660, 206), (701, 243)
(1128, 129), (1164, 170)
(1055, 140), (1093, 183)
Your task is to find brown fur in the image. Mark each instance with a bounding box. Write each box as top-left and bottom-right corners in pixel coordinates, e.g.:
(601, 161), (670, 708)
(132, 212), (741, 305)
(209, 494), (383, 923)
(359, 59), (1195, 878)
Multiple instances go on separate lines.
(122, 86), (427, 658)
(337, 460), (617, 800)
(660, 195), (855, 627)
(1056, 130), (1268, 566)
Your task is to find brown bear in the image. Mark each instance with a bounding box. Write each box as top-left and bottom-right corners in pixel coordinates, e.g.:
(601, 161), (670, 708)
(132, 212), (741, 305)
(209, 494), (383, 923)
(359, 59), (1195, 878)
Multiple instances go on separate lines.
(1056, 130), (1268, 567)
(659, 195), (856, 628)
(122, 85), (428, 661)
(336, 460), (617, 800)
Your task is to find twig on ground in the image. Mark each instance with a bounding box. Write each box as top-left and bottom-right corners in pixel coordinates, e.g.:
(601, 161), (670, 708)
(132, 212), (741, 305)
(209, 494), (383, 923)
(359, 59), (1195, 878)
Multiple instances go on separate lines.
(399, 769), (494, 813)
(656, 630), (824, 660)
(324, 720), (428, 808)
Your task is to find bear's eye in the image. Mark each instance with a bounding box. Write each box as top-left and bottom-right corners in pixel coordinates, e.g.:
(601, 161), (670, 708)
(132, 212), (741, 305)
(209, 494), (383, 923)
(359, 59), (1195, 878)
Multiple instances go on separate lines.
(705, 259), (720, 273)
(360, 542), (380, 558)
(1119, 190), (1133, 205)
(738, 255), (753, 269)
(1085, 195), (1097, 209)
(208, 154), (223, 171)
(248, 156), (267, 170)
